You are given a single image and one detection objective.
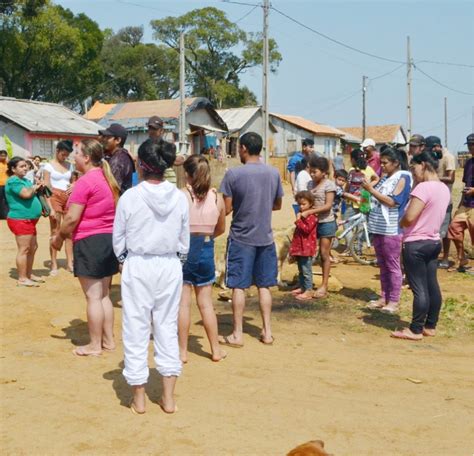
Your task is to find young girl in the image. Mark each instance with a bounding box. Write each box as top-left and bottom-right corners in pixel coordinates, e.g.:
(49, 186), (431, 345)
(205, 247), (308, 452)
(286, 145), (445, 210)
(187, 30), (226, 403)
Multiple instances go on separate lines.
(113, 138), (189, 415)
(303, 156), (336, 299)
(289, 191), (317, 301)
(178, 155), (226, 363)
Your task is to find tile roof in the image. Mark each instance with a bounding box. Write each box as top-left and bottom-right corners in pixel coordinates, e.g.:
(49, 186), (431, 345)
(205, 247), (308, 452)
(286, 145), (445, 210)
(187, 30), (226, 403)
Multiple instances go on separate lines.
(0, 97), (102, 135)
(271, 113), (344, 137)
(337, 124), (405, 144)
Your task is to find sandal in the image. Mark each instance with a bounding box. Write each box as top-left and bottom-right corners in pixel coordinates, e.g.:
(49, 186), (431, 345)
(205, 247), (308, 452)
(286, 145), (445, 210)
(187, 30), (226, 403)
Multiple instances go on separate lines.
(17, 279), (40, 287)
(313, 289), (328, 299)
(295, 293), (313, 301)
(367, 299), (385, 309)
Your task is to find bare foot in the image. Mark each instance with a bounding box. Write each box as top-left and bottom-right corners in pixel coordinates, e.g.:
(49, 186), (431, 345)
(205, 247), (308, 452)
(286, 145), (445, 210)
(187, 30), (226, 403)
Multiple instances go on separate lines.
(391, 328), (423, 341)
(131, 386), (146, 414)
(381, 302), (399, 314)
(159, 398), (178, 414)
(211, 349), (227, 362)
(313, 288), (328, 299)
(295, 291), (313, 301)
(102, 337), (116, 352)
(218, 334), (244, 348)
(73, 345), (102, 357)
(180, 351), (188, 364)
(367, 298), (385, 309)
(259, 333), (274, 345)
(291, 288), (303, 296)
(423, 328), (436, 337)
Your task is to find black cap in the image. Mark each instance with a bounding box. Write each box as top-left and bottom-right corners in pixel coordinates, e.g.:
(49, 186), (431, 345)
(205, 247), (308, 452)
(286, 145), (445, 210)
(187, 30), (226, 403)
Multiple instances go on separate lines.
(409, 134), (425, 146)
(302, 138), (314, 147)
(465, 133), (474, 144)
(147, 116), (164, 128)
(98, 123), (128, 140)
(425, 135), (442, 150)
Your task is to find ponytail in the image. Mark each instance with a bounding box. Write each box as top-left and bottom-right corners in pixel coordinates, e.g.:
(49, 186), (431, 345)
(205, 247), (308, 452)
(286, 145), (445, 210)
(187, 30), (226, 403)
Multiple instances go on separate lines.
(183, 155), (211, 201)
(101, 159), (120, 204)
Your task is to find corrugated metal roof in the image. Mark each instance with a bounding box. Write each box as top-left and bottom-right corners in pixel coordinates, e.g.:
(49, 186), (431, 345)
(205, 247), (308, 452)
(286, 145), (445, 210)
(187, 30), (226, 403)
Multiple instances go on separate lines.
(271, 113), (344, 137)
(338, 125), (405, 144)
(216, 107), (260, 133)
(0, 97), (102, 135)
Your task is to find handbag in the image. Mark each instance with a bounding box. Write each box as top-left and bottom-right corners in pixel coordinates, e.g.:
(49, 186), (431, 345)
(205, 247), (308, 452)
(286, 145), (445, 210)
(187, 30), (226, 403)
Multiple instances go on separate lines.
(36, 186), (53, 218)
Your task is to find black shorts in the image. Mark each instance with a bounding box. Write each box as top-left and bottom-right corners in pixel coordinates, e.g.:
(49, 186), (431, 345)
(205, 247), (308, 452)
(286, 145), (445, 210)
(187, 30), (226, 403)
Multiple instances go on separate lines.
(73, 233), (119, 278)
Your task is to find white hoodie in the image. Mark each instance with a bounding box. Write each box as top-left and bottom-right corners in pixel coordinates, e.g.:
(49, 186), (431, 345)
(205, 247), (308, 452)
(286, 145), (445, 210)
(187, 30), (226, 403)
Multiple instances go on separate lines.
(113, 180), (189, 259)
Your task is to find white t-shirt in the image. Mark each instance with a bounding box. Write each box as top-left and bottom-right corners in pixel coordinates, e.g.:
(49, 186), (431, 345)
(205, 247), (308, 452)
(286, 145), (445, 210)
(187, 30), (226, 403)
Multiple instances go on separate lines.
(44, 162), (72, 191)
(295, 169), (312, 192)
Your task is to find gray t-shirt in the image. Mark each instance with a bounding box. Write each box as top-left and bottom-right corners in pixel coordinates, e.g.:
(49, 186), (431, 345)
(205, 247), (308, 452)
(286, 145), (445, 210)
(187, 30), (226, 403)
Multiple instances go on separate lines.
(220, 162), (284, 246)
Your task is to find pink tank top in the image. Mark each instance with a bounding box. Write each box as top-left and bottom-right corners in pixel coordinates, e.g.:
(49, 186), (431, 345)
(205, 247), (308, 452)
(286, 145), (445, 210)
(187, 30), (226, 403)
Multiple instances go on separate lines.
(187, 187), (220, 234)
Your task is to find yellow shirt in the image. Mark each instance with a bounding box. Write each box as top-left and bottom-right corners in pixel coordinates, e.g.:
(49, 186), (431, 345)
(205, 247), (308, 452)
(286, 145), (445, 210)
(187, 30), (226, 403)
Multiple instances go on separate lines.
(0, 162), (8, 186)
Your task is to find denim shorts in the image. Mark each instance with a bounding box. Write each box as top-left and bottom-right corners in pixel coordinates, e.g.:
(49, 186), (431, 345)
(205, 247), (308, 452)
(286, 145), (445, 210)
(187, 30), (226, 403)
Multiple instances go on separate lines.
(182, 235), (215, 286)
(225, 238), (278, 289)
(317, 220), (337, 238)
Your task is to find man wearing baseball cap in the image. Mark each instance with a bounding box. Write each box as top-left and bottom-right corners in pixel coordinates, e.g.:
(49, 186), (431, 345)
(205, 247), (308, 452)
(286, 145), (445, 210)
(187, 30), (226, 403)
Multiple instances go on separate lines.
(424, 136), (456, 268)
(98, 123), (135, 195)
(360, 138), (381, 176)
(447, 133), (474, 273)
(145, 116), (185, 185)
(408, 134), (425, 159)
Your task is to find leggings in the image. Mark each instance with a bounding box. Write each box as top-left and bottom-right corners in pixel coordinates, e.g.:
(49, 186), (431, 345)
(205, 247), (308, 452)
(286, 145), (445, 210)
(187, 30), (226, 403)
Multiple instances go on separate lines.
(403, 240), (442, 334)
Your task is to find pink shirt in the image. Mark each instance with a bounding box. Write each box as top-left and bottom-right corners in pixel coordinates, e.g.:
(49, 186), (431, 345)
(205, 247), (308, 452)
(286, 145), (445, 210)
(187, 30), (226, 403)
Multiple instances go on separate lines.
(68, 168), (116, 242)
(403, 181), (450, 243)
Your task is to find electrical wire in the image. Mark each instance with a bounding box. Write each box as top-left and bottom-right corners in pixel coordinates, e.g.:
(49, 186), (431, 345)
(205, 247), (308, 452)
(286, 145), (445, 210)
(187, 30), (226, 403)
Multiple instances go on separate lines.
(235, 5), (259, 23)
(414, 64), (474, 96)
(416, 60), (474, 69)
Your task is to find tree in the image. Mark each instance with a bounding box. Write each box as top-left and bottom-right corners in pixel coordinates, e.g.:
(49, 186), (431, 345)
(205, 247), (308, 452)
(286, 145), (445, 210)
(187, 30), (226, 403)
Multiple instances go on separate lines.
(97, 26), (179, 102)
(151, 7), (282, 108)
(0, 0), (103, 109)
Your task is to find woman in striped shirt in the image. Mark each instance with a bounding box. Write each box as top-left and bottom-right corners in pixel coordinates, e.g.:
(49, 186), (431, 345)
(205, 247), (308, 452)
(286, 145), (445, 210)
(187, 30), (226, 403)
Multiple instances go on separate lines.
(362, 147), (412, 314)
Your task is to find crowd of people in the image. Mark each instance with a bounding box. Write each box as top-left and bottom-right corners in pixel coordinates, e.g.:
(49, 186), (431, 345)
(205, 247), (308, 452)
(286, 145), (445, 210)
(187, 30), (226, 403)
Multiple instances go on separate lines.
(0, 120), (472, 413)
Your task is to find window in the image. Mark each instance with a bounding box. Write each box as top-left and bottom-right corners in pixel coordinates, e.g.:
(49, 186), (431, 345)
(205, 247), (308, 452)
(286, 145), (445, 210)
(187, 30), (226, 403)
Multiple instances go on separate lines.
(32, 138), (54, 157)
(324, 139), (330, 155)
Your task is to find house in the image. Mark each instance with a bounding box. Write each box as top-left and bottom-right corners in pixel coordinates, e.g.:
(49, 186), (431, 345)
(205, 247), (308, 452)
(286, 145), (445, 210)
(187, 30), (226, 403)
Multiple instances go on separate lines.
(217, 106), (344, 159)
(0, 97), (102, 158)
(337, 124), (407, 150)
(85, 97), (227, 155)
(270, 114), (344, 159)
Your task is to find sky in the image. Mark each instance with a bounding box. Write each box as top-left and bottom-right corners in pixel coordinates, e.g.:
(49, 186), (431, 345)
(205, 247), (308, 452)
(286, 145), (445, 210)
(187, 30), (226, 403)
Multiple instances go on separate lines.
(57, 0), (474, 152)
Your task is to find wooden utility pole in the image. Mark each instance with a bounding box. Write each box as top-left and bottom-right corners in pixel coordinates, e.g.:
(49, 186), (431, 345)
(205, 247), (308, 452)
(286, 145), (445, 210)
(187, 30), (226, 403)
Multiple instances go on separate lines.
(444, 97), (448, 149)
(407, 36), (412, 139)
(362, 75), (367, 140)
(179, 32), (186, 155)
(262, 0), (269, 163)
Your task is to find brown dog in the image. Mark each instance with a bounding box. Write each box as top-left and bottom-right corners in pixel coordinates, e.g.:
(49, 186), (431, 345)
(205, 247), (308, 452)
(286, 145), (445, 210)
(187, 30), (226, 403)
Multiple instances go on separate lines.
(287, 440), (332, 456)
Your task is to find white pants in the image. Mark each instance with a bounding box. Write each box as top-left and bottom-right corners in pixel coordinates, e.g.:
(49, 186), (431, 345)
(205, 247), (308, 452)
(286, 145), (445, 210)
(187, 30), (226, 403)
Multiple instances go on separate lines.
(121, 253), (183, 385)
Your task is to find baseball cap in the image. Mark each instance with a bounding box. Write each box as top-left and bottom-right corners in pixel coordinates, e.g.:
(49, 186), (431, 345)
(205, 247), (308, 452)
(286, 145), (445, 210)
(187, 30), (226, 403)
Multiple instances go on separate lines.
(409, 134), (425, 146)
(425, 135), (442, 150)
(147, 116), (164, 128)
(465, 133), (474, 144)
(360, 138), (376, 148)
(98, 123), (128, 140)
(302, 138), (314, 146)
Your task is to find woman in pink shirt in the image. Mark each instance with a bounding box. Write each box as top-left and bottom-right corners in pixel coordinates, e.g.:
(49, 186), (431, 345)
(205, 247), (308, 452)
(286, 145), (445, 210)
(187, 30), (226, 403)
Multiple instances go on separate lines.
(178, 155), (226, 363)
(51, 139), (120, 356)
(392, 152), (450, 341)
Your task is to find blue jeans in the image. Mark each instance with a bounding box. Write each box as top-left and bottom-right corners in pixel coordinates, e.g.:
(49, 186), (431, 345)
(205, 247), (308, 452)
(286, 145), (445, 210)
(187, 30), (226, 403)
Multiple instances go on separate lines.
(297, 256), (313, 291)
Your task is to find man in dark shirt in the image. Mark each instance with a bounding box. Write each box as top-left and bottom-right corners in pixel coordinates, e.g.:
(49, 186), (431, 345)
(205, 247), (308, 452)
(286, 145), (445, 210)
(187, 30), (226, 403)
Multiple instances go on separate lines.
(99, 123), (135, 195)
(448, 133), (474, 273)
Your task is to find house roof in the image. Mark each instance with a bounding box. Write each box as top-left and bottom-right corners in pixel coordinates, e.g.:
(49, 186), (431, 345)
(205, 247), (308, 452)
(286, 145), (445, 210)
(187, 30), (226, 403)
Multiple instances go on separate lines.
(0, 97), (102, 136)
(337, 124), (406, 144)
(271, 113), (344, 137)
(84, 97), (227, 132)
(216, 107), (260, 133)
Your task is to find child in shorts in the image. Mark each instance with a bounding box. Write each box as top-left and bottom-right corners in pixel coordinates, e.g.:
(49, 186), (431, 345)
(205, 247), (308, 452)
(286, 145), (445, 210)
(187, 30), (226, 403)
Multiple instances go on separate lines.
(289, 191), (317, 301)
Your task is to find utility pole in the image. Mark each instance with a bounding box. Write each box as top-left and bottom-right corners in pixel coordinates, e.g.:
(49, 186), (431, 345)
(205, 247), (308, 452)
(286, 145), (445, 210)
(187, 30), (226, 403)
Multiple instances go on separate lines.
(362, 75), (367, 140)
(179, 32), (186, 155)
(262, 0), (269, 163)
(407, 36), (412, 139)
(444, 97), (448, 149)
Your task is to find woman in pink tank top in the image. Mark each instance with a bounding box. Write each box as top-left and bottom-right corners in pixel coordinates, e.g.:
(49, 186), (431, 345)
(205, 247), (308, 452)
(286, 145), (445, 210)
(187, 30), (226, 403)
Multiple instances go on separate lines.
(178, 155), (227, 363)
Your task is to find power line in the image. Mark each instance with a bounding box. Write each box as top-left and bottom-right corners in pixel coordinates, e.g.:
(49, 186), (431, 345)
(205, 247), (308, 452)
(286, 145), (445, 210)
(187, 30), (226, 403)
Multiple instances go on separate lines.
(221, 0), (261, 7)
(235, 5), (259, 23)
(414, 64), (474, 96)
(368, 63), (405, 84)
(416, 60), (474, 69)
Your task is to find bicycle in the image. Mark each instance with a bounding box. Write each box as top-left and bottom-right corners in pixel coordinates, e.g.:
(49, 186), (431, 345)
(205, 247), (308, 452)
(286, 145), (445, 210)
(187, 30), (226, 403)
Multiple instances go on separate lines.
(336, 212), (377, 266)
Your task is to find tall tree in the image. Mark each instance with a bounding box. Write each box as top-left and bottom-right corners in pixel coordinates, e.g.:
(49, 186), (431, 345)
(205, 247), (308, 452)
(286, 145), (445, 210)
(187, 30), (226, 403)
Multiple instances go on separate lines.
(98, 27), (179, 102)
(0, 0), (103, 109)
(151, 7), (282, 108)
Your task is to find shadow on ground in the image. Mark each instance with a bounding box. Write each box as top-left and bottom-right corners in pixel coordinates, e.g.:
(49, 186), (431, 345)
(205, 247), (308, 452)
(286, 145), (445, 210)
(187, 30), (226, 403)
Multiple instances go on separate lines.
(50, 318), (89, 346)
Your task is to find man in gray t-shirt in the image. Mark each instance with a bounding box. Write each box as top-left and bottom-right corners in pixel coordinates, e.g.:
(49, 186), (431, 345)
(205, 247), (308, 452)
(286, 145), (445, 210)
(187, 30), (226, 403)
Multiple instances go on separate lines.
(219, 132), (283, 348)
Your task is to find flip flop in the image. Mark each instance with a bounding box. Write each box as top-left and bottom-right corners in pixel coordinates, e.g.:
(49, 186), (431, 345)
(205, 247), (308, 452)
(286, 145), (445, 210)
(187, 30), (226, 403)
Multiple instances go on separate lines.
(218, 335), (243, 348)
(17, 280), (40, 287)
(72, 347), (102, 357)
(158, 401), (178, 414)
(259, 335), (274, 345)
(49, 269), (59, 277)
(211, 352), (228, 362)
(130, 401), (145, 415)
(390, 329), (423, 341)
(295, 294), (313, 301)
(422, 328), (436, 337)
(313, 290), (328, 299)
(29, 275), (45, 283)
(367, 300), (385, 309)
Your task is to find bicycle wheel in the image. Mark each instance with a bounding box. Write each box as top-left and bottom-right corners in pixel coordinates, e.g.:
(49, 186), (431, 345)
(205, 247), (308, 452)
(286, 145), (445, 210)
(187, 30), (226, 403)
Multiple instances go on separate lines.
(349, 228), (377, 266)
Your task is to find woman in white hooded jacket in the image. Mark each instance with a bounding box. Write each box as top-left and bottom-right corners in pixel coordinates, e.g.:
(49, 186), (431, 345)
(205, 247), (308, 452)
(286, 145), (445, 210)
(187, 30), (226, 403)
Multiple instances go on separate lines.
(113, 138), (189, 415)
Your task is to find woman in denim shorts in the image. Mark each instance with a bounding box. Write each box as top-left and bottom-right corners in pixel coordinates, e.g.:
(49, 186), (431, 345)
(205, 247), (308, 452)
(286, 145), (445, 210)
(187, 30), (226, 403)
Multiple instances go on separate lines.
(178, 155), (227, 363)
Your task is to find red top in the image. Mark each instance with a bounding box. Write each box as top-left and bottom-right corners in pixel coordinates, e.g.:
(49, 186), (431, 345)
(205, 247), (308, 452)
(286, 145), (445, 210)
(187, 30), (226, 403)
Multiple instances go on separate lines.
(289, 214), (317, 257)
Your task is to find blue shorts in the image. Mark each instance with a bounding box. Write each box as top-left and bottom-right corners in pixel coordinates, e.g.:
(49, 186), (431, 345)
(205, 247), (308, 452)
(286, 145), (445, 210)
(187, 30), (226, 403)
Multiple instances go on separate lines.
(225, 238), (278, 289)
(182, 235), (215, 286)
(317, 220), (337, 238)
